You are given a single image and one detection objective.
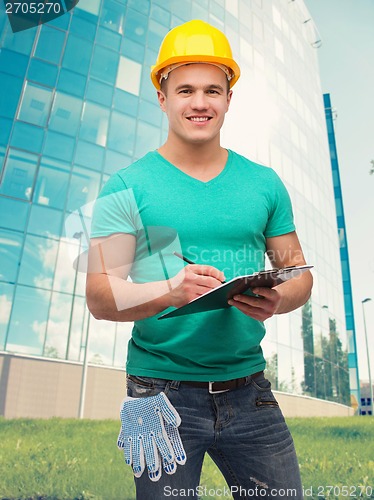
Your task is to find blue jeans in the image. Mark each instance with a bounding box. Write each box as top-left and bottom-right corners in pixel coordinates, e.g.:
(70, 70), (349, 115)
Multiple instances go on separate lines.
(126, 373), (303, 499)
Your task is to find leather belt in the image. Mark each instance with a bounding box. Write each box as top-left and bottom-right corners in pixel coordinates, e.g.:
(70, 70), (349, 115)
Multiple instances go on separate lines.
(181, 371), (263, 394)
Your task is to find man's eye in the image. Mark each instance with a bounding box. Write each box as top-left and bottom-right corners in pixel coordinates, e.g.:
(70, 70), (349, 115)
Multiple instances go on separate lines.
(179, 89), (192, 94)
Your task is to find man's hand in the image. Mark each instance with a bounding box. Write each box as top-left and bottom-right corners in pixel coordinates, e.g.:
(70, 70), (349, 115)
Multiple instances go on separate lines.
(169, 264), (225, 308)
(228, 287), (281, 321)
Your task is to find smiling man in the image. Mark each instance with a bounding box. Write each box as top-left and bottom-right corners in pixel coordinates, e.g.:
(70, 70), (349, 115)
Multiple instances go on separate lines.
(86, 20), (312, 500)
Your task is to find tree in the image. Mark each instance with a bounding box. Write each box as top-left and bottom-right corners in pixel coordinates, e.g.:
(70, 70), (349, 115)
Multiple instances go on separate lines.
(370, 159), (374, 175)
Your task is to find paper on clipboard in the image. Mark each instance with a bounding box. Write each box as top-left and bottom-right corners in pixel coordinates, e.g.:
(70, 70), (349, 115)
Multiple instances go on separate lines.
(158, 265), (313, 319)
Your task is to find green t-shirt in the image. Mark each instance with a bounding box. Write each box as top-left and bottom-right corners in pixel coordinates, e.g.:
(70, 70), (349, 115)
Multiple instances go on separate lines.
(90, 150), (295, 381)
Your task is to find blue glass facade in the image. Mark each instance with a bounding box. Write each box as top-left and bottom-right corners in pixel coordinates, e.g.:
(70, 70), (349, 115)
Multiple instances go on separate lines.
(324, 93), (360, 409)
(0, 0), (354, 406)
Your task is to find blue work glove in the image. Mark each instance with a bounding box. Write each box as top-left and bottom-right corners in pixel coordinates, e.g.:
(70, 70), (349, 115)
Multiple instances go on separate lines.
(117, 392), (186, 481)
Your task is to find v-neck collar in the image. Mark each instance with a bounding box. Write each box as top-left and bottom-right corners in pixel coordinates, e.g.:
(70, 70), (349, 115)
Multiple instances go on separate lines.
(154, 149), (233, 188)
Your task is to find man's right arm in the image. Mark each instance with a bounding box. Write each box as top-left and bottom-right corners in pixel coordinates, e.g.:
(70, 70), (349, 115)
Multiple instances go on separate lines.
(86, 233), (225, 322)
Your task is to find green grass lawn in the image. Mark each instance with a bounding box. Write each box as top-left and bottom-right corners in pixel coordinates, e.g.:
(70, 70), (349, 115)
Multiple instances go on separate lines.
(0, 417), (373, 500)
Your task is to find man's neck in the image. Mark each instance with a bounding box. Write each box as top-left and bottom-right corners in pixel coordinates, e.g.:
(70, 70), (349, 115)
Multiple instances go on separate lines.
(158, 138), (228, 182)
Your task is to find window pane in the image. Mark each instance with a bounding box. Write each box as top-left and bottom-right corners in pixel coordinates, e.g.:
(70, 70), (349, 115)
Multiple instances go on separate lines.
(100, 1), (126, 33)
(70, 14), (97, 41)
(124, 9), (148, 44)
(49, 92), (83, 137)
(62, 35), (93, 75)
(18, 234), (59, 288)
(108, 111), (135, 156)
(57, 68), (87, 98)
(33, 157), (70, 209)
(28, 205), (63, 238)
(121, 38), (145, 64)
(66, 166), (100, 213)
(0, 229), (23, 283)
(10, 121), (44, 154)
(0, 282), (14, 349)
(53, 237), (86, 295)
(77, 0), (101, 16)
(34, 26), (66, 65)
(75, 141), (105, 171)
(0, 149), (39, 201)
(18, 82), (53, 127)
(135, 121), (161, 158)
(104, 150), (132, 175)
(80, 101), (109, 147)
(0, 49), (29, 78)
(0, 117), (12, 146)
(0, 73), (24, 119)
(91, 45), (119, 85)
(116, 56), (142, 96)
(0, 197), (29, 231)
(27, 59), (58, 88)
(86, 79), (113, 107)
(1, 24), (36, 55)
(43, 131), (75, 162)
(113, 89), (138, 116)
(6, 285), (50, 355)
(96, 26), (121, 51)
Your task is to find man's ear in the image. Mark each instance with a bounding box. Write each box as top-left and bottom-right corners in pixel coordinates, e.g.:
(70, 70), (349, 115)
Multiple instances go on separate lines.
(157, 90), (167, 112)
(226, 90), (233, 112)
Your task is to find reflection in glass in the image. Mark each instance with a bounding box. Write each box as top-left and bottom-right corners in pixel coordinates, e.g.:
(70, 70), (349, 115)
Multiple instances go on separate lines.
(10, 122), (44, 154)
(135, 121), (161, 158)
(0, 72), (24, 119)
(0, 229), (23, 283)
(124, 9), (148, 44)
(80, 102), (109, 147)
(66, 166), (100, 214)
(91, 45), (119, 85)
(27, 59), (58, 88)
(18, 234), (58, 289)
(6, 285), (51, 355)
(28, 205), (63, 238)
(75, 141), (105, 171)
(100, 0), (126, 33)
(108, 111), (136, 156)
(33, 157), (70, 209)
(34, 26), (66, 65)
(0, 282), (14, 349)
(0, 149), (39, 201)
(43, 131), (75, 162)
(0, 197), (29, 232)
(49, 92), (83, 137)
(116, 56), (142, 96)
(18, 82), (53, 127)
(62, 35), (93, 75)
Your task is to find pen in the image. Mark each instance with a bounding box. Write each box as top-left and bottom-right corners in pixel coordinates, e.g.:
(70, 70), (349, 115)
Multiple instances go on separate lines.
(173, 251), (226, 283)
(173, 251), (196, 265)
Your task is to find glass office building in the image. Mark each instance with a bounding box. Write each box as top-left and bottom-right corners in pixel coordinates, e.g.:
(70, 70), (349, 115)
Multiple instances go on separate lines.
(0, 0), (356, 406)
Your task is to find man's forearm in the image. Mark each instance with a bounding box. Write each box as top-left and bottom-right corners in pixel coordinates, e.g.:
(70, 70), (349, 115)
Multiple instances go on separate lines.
(86, 274), (173, 322)
(275, 272), (313, 314)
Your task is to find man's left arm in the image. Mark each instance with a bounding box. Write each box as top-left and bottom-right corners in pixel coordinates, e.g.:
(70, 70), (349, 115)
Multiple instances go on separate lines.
(228, 231), (313, 321)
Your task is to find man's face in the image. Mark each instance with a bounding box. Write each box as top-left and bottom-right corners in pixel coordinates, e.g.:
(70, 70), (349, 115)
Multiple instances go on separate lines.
(157, 63), (232, 146)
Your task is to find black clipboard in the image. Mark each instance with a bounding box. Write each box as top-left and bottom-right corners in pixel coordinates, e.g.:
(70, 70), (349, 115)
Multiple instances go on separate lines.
(158, 265), (313, 319)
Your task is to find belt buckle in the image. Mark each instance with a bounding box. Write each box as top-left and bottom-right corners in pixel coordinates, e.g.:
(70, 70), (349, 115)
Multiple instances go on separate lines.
(209, 381), (230, 394)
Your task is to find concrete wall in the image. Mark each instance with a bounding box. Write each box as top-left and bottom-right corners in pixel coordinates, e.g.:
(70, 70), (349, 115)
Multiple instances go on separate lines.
(0, 353), (354, 419)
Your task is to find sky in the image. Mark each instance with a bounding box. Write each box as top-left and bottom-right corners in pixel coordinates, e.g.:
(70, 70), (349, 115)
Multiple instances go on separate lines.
(304, 0), (374, 382)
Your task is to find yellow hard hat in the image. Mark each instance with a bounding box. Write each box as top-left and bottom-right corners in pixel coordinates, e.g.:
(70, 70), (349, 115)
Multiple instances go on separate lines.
(151, 20), (241, 90)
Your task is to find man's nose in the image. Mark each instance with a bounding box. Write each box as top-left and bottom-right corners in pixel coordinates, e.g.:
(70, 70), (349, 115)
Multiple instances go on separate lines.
(190, 91), (208, 109)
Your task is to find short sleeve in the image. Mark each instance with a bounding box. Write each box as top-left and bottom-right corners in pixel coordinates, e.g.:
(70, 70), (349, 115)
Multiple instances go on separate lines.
(90, 173), (143, 238)
(264, 169), (295, 238)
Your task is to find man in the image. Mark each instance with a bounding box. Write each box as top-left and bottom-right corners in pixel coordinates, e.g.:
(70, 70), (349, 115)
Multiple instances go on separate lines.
(86, 20), (312, 499)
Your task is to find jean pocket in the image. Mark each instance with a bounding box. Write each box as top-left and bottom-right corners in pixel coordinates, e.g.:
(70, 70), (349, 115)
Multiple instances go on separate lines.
(126, 375), (168, 398)
(251, 372), (272, 392)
